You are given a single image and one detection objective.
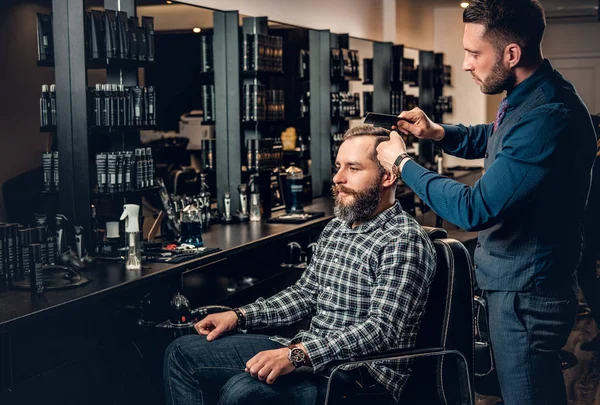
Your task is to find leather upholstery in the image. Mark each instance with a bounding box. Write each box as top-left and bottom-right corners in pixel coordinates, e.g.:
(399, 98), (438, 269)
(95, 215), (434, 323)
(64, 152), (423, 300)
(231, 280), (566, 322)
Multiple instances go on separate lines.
(422, 226), (449, 241)
(399, 232), (475, 404)
(331, 227), (475, 404)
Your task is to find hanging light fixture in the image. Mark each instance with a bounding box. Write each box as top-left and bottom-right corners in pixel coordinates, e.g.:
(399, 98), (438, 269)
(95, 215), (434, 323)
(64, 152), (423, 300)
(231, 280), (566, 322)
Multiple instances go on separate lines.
(460, 2), (469, 8)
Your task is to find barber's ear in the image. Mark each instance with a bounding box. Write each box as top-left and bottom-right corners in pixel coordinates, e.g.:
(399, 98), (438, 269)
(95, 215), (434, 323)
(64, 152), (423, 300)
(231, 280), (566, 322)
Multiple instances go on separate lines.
(381, 171), (397, 188)
(504, 43), (521, 68)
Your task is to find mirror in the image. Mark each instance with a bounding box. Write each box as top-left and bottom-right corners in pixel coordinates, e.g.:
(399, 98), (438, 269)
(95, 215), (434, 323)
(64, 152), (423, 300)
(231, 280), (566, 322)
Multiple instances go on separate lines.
(0, 0), (56, 225)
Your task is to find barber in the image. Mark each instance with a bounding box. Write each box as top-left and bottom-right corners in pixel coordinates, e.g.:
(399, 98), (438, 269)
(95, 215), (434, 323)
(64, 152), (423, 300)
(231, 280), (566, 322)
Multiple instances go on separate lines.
(376, 1), (597, 404)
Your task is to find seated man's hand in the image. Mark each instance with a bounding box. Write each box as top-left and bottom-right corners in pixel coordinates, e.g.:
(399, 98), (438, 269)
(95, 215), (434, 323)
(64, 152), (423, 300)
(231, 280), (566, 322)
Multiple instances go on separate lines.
(245, 348), (295, 385)
(194, 311), (238, 341)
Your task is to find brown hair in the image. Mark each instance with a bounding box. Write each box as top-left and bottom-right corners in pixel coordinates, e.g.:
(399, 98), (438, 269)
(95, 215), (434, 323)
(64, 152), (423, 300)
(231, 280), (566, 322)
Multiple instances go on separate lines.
(342, 125), (392, 180)
(343, 125), (391, 162)
(463, 0), (545, 64)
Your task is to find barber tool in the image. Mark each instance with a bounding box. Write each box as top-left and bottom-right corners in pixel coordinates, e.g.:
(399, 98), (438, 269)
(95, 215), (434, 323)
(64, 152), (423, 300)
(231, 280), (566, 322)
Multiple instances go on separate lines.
(248, 175), (261, 222)
(237, 183), (249, 221)
(74, 225), (87, 260)
(55, 214), (69, 255)
(363, 112), (406, 130)
(222, 192), (234, 223)
(120, 204), (142, 270)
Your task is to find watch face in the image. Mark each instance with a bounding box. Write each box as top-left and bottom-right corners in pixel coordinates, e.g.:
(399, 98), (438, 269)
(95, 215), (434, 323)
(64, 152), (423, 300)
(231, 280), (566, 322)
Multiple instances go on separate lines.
(289, 347), (305, 366)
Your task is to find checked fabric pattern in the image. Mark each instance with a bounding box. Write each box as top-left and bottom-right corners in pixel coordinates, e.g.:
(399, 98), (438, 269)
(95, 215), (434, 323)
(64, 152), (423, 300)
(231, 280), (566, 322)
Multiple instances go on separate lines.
(242, 202), (437, 402)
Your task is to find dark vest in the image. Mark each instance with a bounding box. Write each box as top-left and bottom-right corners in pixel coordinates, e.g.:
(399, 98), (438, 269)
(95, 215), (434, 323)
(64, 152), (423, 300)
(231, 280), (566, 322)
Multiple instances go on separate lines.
(476, 87), (558, 291)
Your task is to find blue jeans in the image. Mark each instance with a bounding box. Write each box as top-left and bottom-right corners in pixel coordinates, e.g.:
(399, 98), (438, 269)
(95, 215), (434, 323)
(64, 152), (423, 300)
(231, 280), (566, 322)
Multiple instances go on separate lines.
(163, 333), (393, 405)
(486, 284), (577, 405)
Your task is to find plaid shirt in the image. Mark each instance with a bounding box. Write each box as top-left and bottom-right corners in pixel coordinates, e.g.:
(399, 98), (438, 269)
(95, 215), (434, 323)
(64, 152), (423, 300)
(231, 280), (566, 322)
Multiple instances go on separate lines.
(242, 202), (436, 401)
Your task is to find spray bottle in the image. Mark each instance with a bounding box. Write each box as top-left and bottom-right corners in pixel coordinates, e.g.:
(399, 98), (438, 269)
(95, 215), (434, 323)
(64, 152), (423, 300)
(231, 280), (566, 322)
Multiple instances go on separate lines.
(120, 204), (141, 270)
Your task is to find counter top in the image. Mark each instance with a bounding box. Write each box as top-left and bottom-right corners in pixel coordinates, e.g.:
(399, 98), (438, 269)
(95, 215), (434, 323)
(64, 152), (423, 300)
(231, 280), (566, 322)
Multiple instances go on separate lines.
(0, 168), (483, 330)
(0, 198), (335, 329)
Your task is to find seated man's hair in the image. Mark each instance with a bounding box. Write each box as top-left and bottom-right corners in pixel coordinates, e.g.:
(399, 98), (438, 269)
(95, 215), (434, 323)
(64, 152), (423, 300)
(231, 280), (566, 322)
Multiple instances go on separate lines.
(342, 125), (395, 181)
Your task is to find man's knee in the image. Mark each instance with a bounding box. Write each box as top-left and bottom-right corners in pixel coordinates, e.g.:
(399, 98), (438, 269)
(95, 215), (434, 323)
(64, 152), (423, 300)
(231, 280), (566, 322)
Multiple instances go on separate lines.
(164, 335), (208, 372)
(219, 373), (269, 405)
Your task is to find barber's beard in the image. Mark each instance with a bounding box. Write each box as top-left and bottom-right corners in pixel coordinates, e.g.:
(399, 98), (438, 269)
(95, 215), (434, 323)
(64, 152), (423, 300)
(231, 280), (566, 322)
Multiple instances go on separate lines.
(332, 182), (381, 224)
(479, 59), (516, 95)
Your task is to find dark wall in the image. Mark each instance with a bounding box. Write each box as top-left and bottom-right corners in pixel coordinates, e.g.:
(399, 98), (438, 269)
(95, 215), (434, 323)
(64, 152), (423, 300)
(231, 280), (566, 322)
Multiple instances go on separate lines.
(0, 0), (54, 221)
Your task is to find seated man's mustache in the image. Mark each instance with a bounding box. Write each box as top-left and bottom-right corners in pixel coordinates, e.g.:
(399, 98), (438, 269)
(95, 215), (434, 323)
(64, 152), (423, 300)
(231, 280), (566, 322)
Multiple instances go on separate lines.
(332, 185), (356, 195)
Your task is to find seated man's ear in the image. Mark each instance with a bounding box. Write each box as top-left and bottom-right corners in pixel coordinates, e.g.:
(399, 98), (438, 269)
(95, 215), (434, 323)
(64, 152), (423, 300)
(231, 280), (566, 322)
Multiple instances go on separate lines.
(381, 171), (397, 188)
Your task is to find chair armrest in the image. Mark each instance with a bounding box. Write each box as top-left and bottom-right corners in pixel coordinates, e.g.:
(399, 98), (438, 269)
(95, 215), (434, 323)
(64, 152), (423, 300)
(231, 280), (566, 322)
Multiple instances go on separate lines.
(324, 347), (472, 405)
(326, 346), (445, 370)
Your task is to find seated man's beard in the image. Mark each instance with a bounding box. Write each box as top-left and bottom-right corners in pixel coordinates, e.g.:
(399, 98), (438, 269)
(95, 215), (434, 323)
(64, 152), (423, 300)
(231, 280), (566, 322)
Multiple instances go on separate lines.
(332, 181), (381, 224)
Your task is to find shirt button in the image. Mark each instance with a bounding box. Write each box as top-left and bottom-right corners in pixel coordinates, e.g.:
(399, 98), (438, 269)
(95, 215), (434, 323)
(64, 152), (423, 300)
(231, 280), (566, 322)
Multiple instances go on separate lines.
(334, 258), (339, 263)
(326, 286), (331, 291)
(476, 242), (481, 248)
(484, 153), (489, 158)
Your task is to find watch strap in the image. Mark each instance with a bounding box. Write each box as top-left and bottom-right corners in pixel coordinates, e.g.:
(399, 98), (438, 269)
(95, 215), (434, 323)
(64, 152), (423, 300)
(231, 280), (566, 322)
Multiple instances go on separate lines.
(392, 153), (412, 177)
(393, 153), (410, 167)
(232, 308), (246, 330)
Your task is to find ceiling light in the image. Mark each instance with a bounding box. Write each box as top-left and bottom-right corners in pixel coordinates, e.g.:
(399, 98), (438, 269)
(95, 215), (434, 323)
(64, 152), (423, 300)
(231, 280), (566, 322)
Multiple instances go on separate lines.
(166, 1), (173, 4)
(192, 27), (202, 33)
(460, 2), (469, 8)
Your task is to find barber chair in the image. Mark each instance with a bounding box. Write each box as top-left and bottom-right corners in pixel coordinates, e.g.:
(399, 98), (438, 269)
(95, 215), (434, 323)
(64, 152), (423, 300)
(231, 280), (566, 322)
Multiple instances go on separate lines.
(325, 226), (475, 405)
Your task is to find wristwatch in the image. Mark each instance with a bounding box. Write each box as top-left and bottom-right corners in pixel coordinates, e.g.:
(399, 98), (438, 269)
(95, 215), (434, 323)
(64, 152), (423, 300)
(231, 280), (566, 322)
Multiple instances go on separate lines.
(392, 153), (412, 177)
(288, 346), (306, 368)
(232, 308), (246, 330)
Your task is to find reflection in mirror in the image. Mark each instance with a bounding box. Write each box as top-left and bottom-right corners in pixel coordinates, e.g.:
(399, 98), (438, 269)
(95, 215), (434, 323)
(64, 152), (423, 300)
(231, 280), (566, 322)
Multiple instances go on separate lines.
(0, 0), (56, 227)
(348, 37), (374, 129)
(240, 17), (312, 215)
(135, 1), (217, 218)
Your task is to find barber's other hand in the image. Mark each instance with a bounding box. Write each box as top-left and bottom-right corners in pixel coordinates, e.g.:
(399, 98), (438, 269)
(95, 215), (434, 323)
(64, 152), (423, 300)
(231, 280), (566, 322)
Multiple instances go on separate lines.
(245, 348), (296, 385)
(195, 310), (238, 341)
(376, 131), (407, 173)
(396, 107), (445, 142)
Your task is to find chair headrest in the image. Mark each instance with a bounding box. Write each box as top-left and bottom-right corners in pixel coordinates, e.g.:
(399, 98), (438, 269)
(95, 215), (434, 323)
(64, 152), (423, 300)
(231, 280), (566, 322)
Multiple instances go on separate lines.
(421, 226), (448, 240)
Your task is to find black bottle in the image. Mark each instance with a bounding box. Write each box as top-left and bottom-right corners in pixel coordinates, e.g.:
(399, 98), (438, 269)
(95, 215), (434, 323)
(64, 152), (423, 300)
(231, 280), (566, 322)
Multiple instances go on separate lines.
(5, 224), (18, 282)
(19, 228), (33, 277)
(29, 244), (44, 297)
(0, 225), (6, 283)
(49, 84), (57, 126)
(40, 84), (50, 127)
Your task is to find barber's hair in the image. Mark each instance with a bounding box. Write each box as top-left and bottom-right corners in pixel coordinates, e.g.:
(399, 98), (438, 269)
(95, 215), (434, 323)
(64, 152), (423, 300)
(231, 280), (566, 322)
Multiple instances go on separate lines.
(463, 0), (546, 63)
(342, 125), (395, 181)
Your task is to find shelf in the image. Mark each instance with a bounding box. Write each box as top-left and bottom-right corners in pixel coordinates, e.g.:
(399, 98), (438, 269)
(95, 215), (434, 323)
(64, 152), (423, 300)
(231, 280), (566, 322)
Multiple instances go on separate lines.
(331, 115), (361, 121)
(241, 70), (284, 79)
(38, 58), (155, 70)
(199, 71), (215, 81)
(40, 125), (57, 132)
(331, 76), (362, 83)
(89, 125), (157, 133)
(88, 58), (155, 70)
(93, 186), (159, 198)
(37, 59), (55, 67)
(242, 120), (285, 127)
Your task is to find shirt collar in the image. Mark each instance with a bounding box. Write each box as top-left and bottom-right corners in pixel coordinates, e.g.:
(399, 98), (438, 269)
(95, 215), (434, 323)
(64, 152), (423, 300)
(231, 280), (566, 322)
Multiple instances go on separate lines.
(505, 58), (553, 109)
(338, 201), (403, 234)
